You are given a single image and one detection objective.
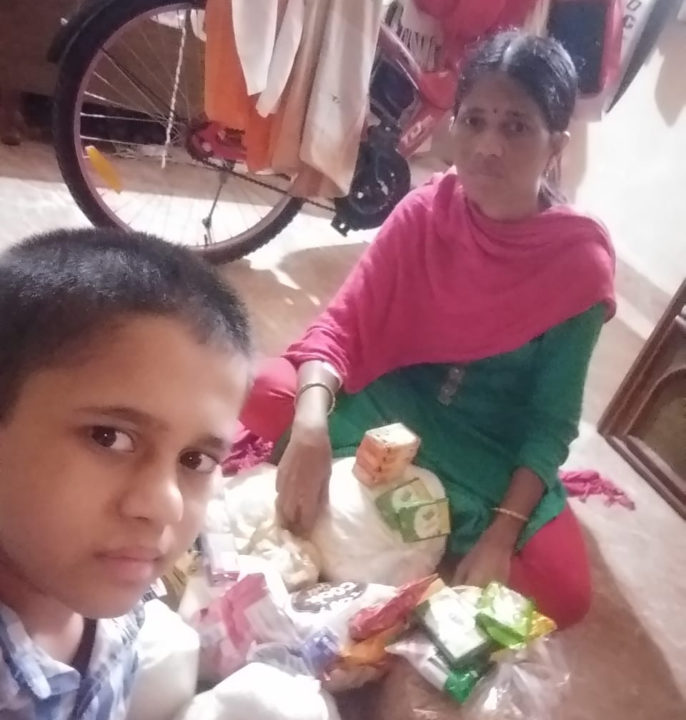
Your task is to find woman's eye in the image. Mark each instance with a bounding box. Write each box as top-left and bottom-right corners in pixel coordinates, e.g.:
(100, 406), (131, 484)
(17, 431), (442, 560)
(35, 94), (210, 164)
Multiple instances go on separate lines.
(505, 120), (527, 134)
(461, 115), (483, 130)
(180, 451), (218, 474)
(90, 426), (135, 452)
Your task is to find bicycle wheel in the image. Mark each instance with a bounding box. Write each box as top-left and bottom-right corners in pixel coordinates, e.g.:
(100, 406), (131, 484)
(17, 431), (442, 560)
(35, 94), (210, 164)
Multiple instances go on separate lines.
(53, 0), (303, 263)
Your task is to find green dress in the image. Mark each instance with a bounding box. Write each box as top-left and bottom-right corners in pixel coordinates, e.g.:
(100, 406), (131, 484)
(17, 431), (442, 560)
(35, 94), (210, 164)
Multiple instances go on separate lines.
(328, 303), (605, 555)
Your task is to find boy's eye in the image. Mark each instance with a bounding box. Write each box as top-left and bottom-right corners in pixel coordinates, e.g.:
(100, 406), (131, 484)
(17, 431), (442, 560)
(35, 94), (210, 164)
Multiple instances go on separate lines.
(180, 451), (218, 474)
(90, 426), (135, 452)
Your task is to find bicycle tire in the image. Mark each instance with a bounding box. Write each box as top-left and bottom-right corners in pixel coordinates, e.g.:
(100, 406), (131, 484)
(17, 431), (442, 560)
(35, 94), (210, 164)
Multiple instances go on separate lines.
(53, 0), (304, 264)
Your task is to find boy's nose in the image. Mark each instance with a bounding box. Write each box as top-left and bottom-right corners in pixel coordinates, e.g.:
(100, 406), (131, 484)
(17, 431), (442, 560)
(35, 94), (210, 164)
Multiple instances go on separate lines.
(119, 462), (184, 528)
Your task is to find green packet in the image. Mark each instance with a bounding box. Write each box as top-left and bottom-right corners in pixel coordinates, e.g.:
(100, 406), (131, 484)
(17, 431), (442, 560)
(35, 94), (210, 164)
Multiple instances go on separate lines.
(444, 657), (493, 704)
(374, 477), (432, 530)
(476, 581), (534, 648)
(397, 498), (451, 542)
(415, 586), (494, 669)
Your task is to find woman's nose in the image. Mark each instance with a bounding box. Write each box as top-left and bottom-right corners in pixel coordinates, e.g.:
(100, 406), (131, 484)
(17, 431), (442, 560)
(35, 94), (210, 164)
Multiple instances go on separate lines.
(474, 128), (504, 159)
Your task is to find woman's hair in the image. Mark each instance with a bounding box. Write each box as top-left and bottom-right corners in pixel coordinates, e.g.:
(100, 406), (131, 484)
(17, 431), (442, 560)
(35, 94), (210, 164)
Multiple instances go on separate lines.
(0, 228), (251, 419)
(455, 31), (579, 205)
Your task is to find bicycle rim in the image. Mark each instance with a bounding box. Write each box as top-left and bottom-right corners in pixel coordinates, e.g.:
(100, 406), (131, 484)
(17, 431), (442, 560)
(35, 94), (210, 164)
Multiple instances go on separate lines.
(71, 2), (296, 250)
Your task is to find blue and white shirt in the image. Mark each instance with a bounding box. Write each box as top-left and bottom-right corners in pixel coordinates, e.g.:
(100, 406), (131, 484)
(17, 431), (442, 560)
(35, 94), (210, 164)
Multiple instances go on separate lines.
(0, 601), (144, 720)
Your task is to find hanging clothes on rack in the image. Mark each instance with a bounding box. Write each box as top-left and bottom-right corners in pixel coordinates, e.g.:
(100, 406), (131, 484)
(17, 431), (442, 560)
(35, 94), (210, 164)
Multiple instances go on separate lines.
(204, 0), (385, 196)
(204, 0), (275, 171)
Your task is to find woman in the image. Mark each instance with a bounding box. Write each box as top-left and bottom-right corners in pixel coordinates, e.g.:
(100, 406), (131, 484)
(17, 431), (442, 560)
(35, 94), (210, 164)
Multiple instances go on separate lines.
(237, 31), (615, 629)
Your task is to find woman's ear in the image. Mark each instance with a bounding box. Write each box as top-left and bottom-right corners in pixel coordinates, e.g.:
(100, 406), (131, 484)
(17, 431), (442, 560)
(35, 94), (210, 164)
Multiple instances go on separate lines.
(551, 130), (570, 158)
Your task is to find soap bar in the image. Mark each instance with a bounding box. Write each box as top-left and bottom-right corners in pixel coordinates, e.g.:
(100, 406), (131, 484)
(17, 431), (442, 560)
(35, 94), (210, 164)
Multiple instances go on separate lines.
(375, 477), (433, 529)
(397, 499), (451, 542)
(353, 423), (420, 487)
(476, 582), (534, 648)
(415, 586), (493, 669)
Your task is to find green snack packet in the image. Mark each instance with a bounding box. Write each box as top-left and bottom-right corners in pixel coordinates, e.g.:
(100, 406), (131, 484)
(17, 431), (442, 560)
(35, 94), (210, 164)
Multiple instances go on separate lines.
(444, 658), (493, 703)
(397, 498), (451, 542)
(476, 581), (534, 648)
(415, 586), (493, 669)
(375, 477), (432, 530)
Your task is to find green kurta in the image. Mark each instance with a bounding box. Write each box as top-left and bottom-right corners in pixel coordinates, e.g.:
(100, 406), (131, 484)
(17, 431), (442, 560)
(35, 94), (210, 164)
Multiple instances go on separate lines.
(328, 304), (605, 555)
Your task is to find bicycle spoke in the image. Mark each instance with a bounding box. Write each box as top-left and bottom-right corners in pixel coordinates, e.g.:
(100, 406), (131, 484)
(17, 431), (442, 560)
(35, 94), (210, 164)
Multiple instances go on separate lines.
(67, 1), (301, 253)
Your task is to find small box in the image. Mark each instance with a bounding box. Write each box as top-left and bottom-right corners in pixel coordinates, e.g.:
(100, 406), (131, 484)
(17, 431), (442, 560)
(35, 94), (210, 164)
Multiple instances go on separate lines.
(397, 498), (451, 542)
(375, 477), (433, 530)
(353, 423), (420, 487)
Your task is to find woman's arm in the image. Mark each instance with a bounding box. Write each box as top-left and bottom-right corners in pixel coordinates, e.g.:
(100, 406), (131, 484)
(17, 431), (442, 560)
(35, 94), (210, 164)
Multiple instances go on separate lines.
(455, 303), (606, 586)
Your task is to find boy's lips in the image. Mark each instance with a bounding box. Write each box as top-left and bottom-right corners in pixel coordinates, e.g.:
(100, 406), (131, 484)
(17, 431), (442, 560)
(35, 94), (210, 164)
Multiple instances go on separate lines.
(96, 546), (165, 585)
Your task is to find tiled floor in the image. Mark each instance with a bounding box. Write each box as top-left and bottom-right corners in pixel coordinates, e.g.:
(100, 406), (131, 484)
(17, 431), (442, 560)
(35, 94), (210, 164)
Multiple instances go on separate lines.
(1, 141), (685, 718)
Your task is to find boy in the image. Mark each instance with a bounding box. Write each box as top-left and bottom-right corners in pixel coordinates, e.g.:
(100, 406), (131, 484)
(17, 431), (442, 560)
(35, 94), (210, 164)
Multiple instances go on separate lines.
(0, 228), (252, 718)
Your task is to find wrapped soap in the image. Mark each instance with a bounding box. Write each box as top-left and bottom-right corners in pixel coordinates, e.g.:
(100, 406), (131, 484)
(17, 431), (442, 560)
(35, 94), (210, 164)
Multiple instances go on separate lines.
(388, 632), (491, 704)
(375, 477), (433, 530)
(397, 499), (450, 542)
(353, 423), (420, 487)
(415, 586), (494, 669)
(476, 582), (534, 649)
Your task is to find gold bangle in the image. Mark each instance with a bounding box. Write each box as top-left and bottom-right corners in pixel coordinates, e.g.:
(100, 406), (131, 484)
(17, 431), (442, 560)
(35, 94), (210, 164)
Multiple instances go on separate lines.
(295, 381), (336, 416)
(493, 507), (529, 524)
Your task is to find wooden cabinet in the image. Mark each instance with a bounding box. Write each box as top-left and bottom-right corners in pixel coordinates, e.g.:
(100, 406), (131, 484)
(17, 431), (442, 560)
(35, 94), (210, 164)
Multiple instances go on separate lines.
(600, 281), (686, 517)
(0, 1), (82, 96)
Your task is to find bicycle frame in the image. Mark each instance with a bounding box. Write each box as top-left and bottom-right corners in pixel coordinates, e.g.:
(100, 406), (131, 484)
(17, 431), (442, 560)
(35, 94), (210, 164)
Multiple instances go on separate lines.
(376, 24), (458, 159)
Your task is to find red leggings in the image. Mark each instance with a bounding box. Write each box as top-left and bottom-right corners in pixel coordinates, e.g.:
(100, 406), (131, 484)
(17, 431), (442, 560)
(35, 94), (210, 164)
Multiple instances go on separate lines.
(238, 357), (592, 629)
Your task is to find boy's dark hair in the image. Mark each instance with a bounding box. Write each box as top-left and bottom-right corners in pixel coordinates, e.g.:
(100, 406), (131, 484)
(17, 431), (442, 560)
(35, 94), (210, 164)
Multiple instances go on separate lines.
(0, 228), (251, 419)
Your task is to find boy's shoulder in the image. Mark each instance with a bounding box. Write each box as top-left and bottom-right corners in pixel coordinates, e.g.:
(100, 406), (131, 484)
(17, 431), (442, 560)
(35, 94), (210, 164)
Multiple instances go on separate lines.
(0, 601), (144, 719)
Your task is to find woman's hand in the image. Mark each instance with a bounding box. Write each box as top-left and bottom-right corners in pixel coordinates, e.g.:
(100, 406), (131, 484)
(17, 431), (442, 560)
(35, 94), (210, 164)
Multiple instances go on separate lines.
(452, 527), (514, 588)
(276, 422), (332, 537)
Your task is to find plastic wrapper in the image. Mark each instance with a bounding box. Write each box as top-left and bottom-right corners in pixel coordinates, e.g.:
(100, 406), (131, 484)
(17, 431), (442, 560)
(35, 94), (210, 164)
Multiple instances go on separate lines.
(375, 637), (569, 720)
(462, 638), (570, 720)
(476, 582), (534, 649)
(190, 572), (299, 683)
(415, 585), (495, 669)
(349, 575), (437, 641)
(387, 631), (491, 704)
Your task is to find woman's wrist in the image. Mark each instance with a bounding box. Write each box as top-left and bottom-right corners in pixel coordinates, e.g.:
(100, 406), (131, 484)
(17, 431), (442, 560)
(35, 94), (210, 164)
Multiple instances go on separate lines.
(482, 513), (522, 550)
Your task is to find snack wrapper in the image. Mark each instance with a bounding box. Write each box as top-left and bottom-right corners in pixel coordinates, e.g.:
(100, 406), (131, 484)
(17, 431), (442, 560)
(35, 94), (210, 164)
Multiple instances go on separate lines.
(200, 532), (240, 587)
(397, 499), (451, 542)
(477, 582), (534, 648)
(415, 586), (494, 669)
(190, 572), (299, 683)
(388, 631), (492, 704)
(349, 575), (437, 641)
(301, 628), (341, 676)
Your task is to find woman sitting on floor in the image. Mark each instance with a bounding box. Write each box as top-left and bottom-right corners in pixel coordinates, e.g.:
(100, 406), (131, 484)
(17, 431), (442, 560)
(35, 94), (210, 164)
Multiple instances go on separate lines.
(234, 30), (615, 629)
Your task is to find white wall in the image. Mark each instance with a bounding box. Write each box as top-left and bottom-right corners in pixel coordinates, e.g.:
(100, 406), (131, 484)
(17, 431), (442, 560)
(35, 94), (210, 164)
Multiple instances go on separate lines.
(563, 19), (686, 299)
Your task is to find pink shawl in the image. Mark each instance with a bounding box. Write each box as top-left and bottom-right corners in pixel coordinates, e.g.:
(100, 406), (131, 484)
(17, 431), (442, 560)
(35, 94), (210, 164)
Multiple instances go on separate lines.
(285, 169), (615, 393)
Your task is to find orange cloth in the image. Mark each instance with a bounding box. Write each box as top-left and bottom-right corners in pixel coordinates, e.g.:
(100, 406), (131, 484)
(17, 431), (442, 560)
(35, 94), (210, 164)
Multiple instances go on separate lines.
(203, 0), (274, 171)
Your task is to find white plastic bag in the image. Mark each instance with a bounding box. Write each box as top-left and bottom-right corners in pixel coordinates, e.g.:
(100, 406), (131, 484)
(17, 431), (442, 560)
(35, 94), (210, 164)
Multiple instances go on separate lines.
(310, 458), (447, 585)
(127, 600), (199, 720)
(462, 639), (570, 720)
(174, 662), (341, 720)
(206, 464), (320, 591)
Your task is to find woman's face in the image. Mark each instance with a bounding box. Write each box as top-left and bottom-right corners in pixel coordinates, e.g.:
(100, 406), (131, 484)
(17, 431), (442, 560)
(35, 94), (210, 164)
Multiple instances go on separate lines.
(452, 71), (567, 219)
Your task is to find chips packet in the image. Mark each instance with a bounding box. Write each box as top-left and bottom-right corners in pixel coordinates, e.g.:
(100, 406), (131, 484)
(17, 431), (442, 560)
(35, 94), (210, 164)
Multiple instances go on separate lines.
(349, 574), (438, 641)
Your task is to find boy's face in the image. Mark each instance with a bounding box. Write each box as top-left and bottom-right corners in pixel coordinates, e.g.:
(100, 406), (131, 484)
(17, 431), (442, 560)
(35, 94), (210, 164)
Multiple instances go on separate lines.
(0, 316), (249, 618)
